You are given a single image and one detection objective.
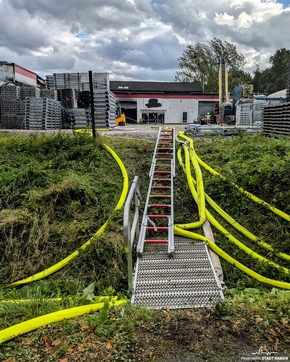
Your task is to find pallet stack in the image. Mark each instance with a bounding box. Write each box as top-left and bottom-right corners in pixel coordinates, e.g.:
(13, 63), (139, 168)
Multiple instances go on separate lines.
(65, 108), (90, 129)
(81, 73), (110, 92)
(46, 72), (116, 128)
(40, 89), (58, 101)
(287, 64), (290, 99)
(58, 89), (79, 108)
(24, 97), (62, 130)
(235, 99), (253, 126)
(0, 83), (25, 128)
(20, 85), (40, 99)
(92, 90), (116, 128)
(252, 98), (267, 125)
(236, 97), (284, 127)
(46, 73), (81, 91)
(263, 102), (290, 136)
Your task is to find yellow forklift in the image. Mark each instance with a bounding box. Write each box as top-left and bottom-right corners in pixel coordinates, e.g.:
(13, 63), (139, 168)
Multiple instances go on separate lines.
(115, 101), (126, 126)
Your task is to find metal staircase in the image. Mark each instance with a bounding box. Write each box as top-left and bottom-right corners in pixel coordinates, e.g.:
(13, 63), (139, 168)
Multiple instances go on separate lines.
(136, 128), (175, 256)
(125, 127), (224, 309)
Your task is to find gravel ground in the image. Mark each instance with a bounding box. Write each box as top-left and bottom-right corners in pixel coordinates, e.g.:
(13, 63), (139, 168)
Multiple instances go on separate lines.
(98, 124), (187, 139)
(0, 124), (187, 139)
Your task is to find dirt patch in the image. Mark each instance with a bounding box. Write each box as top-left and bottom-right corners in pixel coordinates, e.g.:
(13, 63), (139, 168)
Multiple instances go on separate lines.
(130, 310), (290, 362)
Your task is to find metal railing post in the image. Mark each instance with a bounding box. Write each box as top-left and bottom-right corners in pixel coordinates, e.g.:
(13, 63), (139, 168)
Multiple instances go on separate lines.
(123, 176), (141, 293)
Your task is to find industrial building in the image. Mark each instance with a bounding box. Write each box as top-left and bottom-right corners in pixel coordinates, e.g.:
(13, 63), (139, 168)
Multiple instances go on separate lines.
(0, 61), (45, 87)
(110, 81), (219, 124)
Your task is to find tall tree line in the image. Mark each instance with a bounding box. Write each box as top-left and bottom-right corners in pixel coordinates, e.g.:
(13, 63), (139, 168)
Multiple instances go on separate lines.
(175, 39), (290, 95)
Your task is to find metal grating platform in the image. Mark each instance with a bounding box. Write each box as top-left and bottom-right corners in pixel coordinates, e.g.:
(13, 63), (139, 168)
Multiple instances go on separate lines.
(132, 236), (224, 309)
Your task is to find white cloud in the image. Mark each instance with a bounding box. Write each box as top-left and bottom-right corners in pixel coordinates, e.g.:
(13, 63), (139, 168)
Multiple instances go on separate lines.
(0, 0), (289, 80)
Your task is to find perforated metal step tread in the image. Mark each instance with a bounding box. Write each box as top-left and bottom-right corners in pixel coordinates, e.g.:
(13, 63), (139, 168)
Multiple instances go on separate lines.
(132, 237), (224, 309)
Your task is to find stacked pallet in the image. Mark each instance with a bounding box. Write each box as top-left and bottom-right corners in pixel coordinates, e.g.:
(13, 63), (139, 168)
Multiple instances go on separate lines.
(40, 89), (58, 101)
(46, 71), (115, 128)
(46, 73), (81, 91)
(252, 98), (267, 124)
(235, 100), (252, 126)
(92, 90), (116, 128)
(236, 97), (284, 127)
(0, 83), (25, 128)
(65, 108), (89, 129)
(47, 72), (110, 92)
(20, 85), (40, 99)
(287, 64), (290, 99)
(24, 97), (62, 130)
(58, 89), (78, 108)
(81, 73), (110, 92)
(263, 102), (290, 136)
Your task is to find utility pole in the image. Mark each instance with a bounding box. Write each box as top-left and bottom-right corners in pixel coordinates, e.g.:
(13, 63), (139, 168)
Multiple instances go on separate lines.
(89, 70), (96, 138)
(218, 58), (229, 123)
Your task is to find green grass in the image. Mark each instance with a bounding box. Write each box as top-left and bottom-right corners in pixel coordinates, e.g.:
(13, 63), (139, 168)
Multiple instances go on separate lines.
(0, 132), (290, 361)
(185, 134), (290, 289)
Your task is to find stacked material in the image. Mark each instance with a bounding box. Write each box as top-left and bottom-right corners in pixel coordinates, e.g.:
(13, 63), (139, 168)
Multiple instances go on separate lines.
(46, 72), (115, 128)
(92, 90), (116, 128)
(20, 85), (40, 99)
(40, 89), (58, 101)
(235, 99), (252, 126)
(24, 97), (62, 130)
(47, 72), (110, 92)
(252, 98), (267, 125)
(287, 64), (290, 99)
(236, 97), (284, 126)
(46, 73), (81, 91)
(0, 83), (25, 128)
(81, 73), (110, 92)
(263, 102), (290, 136)
(58, 89), (78, 108)
(65, 108), (89, 129)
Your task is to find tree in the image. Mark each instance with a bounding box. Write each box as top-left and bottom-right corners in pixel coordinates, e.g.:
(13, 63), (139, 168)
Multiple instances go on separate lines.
(252, 48), (290, 95)
(175, 38), (252, 92)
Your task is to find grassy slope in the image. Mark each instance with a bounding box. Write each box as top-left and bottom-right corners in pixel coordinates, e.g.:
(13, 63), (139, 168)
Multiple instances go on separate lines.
(0, 132), (289, 361)
(192, 134), (290, 288)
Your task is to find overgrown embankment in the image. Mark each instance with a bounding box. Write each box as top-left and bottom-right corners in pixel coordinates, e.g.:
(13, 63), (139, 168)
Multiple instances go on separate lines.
(192, 134), (290, 288)
(0, 133), (120, 285)
(0, 131), (289, 361)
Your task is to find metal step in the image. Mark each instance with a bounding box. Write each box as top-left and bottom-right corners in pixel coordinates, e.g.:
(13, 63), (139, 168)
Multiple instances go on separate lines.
(132, 237), (224, 309)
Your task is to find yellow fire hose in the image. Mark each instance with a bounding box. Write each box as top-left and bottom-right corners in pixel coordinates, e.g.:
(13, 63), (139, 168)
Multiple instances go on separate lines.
(176, 132), (290, 289)
(181, 132), (290, 223)
(0, 297), (127, 344)
(175, 144), (206, 229)
(4, 144), (129, 287)
(178, 143), (290, 274)
(0, 143), (129, 344)
(174, 226), (290, 290)
(204, 192), (290, 261)
(176, 135), (290, 262)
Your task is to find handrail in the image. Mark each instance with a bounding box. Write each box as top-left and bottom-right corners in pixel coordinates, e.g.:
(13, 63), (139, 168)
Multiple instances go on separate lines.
(136, 130), (162, 255)
(168, 158), (175, 255)
(123, 176), (142, 293)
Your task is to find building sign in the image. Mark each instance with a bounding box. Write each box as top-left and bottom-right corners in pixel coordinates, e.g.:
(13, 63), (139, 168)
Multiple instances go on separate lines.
(144, 98), (162, 108)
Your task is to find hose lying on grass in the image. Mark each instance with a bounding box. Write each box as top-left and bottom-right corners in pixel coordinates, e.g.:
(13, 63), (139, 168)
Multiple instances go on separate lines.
(4, 144), (129, 288)
(176, 131), (290, 289)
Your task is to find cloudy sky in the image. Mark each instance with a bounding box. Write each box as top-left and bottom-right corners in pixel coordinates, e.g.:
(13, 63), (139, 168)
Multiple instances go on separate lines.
(1, 0), (290, 81)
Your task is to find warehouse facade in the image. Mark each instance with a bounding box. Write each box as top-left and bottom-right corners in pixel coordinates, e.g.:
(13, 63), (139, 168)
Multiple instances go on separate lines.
(110, 81), (219, 124)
